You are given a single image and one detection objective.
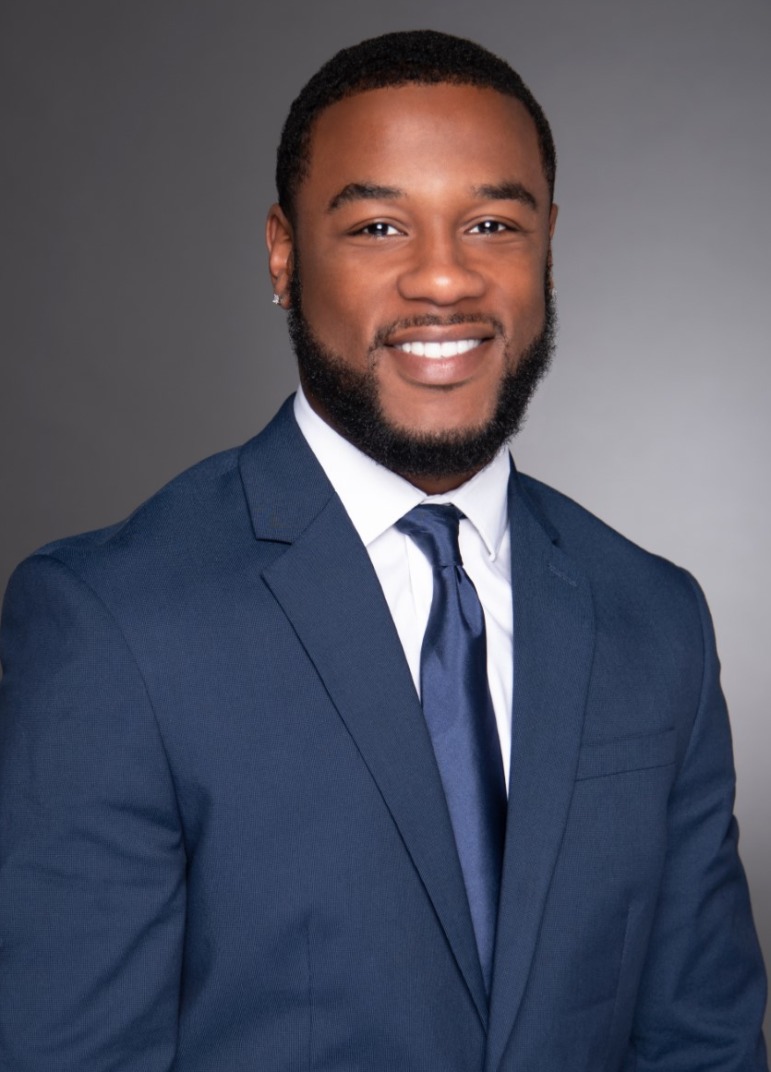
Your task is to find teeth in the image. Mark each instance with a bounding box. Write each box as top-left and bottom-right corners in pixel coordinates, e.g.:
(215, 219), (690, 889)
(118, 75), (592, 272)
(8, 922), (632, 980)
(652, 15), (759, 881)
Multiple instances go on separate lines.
(395, 339), (482, 358)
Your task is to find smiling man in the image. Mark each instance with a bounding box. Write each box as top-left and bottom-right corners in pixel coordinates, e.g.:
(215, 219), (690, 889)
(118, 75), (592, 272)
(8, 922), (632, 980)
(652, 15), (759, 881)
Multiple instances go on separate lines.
(268, 78), (557, 492)
(0, 29), (767, 1072)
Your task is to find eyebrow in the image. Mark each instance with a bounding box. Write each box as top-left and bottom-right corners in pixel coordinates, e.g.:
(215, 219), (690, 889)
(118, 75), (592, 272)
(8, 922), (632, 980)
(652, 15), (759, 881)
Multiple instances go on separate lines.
(325, 179), (539, 214)
(472, 181), (539, 211)
(327, 183), (404, 212)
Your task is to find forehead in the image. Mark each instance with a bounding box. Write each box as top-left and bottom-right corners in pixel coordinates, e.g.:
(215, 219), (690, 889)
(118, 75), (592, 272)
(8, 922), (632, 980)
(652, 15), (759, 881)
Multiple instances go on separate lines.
(299, 83), (547, 209)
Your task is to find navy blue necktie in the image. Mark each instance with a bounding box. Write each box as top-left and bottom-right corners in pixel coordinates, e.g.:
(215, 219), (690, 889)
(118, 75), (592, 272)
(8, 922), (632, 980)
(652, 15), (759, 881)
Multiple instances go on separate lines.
(396, 504), (507, 992)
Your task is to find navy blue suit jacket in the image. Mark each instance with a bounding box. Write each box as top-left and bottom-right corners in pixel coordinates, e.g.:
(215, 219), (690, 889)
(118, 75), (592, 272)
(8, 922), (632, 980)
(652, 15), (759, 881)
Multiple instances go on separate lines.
(0, 398), (767, 1070)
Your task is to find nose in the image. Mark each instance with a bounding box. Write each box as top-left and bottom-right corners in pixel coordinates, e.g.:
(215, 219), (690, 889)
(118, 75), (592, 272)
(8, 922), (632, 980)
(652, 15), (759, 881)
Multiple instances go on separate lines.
(397, 229), (486, 306)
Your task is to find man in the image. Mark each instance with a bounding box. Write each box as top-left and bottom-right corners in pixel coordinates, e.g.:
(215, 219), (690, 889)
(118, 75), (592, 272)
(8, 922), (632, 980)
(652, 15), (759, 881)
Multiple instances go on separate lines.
(0, 28), (766, 1071)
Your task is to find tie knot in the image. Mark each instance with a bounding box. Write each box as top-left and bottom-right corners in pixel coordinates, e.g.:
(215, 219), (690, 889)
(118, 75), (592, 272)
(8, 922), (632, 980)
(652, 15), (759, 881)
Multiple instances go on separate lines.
(396, 503), (464, 569)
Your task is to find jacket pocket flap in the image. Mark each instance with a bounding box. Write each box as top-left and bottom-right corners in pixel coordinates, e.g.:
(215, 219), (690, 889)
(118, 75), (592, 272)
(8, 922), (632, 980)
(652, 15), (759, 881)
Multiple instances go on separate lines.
(575, 727), (676, 781)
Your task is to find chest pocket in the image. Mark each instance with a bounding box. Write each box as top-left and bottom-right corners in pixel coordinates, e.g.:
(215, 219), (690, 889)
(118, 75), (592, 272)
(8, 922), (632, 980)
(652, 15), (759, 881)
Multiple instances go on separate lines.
(575, 727), (676, 781)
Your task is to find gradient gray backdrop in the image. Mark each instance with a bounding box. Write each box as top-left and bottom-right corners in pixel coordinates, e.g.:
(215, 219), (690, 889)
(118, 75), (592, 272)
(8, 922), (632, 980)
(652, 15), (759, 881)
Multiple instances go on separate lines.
(2, 0), (769, 1031)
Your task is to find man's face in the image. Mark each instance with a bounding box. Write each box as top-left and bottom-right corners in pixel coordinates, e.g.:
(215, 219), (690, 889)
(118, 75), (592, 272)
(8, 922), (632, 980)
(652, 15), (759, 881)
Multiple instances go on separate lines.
(268, 83), (557, 490)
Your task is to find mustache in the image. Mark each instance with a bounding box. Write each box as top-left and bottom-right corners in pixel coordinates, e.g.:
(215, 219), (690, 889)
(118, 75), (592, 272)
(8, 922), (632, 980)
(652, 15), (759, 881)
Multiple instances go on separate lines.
(370, 313), (506, 351)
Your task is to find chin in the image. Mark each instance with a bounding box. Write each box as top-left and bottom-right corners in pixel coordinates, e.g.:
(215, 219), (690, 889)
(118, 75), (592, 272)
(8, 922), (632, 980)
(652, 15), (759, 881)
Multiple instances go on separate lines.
(380, 388), (499, 439)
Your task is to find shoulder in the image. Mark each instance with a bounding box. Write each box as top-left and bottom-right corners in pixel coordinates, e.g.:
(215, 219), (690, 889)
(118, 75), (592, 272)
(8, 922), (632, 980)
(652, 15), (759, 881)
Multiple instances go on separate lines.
(516, 470), (705, 631)
(29, 443), (245, 587)
(15, 398), (305, 591)
(5, 420), (290, 638)
(0, 445), (240, 666)
(519, 469), (689, 580)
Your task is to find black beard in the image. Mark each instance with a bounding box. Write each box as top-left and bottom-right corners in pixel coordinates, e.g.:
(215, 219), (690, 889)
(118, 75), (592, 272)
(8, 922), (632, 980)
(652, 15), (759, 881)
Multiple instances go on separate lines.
(288, 275), (556, 481)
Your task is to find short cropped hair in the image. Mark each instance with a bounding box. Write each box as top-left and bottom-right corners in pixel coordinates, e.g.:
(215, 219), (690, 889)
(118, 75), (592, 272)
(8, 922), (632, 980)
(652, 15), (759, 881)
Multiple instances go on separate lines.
(275, 29), (556, 224)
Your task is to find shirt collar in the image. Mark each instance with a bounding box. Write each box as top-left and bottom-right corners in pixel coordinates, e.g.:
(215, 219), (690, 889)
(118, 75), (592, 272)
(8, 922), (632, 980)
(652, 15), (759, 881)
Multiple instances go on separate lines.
(293, 385), (510, 558)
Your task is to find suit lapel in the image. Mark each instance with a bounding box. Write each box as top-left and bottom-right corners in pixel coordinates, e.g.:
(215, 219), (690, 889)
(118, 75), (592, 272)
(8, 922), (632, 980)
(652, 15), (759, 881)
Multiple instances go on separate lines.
(485, 469), (595, 1072)
(239, 402), (489, 1027)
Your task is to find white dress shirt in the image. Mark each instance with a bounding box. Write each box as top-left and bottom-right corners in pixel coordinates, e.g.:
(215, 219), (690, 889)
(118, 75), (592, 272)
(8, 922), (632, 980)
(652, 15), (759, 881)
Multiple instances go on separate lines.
(293, 387), (514, 789)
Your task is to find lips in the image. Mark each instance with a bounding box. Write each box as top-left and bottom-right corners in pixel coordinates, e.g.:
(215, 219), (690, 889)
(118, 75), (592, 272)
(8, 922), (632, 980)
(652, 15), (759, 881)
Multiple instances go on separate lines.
(381, 319), (498, 359)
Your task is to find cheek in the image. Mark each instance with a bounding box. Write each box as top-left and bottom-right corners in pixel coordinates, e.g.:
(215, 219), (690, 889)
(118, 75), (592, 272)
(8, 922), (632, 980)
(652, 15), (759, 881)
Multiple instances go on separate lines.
(296, 251), (335, 311)
(301, 280), (372, 358)
(496, 272), (548, 337)
(299, 254), (389, 354)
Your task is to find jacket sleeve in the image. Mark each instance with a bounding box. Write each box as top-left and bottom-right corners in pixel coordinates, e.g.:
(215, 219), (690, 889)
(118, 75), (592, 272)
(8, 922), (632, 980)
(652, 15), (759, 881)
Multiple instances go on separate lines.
(0, 553), (186, 1072)
(626, 571), (768, 1070)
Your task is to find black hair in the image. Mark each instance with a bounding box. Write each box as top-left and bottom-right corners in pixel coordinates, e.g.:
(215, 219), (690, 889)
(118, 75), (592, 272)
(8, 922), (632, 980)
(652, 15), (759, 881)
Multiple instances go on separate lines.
(275, 29), (556, 223)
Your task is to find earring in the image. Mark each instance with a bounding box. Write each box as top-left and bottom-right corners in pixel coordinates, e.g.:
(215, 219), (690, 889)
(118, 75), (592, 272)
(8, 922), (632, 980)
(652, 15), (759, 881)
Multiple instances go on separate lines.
(272, 293), (282, 306)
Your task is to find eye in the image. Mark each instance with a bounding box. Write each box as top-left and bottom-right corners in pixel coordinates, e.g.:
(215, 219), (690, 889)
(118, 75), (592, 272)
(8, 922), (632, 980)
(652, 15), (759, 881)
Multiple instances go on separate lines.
(468, 219), (515, 235)
(353, 221), (402, 238)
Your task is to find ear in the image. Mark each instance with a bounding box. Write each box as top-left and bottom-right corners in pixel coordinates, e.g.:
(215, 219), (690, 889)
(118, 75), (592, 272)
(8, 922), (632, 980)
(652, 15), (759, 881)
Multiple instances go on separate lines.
(266, 204), (295, 307)
(548, 201), (558, 239)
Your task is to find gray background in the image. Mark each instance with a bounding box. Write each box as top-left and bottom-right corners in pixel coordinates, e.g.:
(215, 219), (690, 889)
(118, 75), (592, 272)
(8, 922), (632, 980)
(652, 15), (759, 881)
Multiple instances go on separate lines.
(2, 0), (769, 1030)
